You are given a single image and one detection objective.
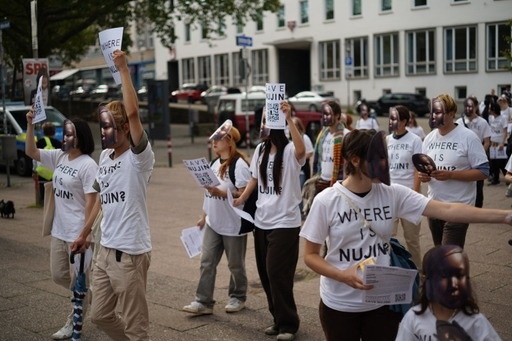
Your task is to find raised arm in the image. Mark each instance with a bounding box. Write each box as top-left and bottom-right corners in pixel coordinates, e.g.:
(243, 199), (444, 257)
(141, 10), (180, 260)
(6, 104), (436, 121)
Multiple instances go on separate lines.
(281, 101), (305, 161)
(25, 108), (41, 161)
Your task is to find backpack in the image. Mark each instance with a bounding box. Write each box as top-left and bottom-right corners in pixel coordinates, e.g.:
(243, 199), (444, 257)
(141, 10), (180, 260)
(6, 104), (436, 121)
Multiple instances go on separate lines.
(228, 158), (257, 234)
(211, 156), (257, 234)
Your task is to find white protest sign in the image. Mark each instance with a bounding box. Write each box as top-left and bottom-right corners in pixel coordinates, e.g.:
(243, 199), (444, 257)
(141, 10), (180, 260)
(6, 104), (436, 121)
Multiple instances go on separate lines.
(265, 83), (286, 129)
(98, 27), (124, 85)
(183, 157), (221, 187)
(32, 76), (47, 124)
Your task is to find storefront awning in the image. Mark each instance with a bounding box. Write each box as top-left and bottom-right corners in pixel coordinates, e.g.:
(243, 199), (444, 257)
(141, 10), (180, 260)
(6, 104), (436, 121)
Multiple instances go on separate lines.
(50, 68), (80, 81)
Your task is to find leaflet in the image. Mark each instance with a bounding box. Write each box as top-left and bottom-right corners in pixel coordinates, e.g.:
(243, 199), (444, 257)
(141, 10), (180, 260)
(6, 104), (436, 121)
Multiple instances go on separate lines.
(362, 264), (418, 305)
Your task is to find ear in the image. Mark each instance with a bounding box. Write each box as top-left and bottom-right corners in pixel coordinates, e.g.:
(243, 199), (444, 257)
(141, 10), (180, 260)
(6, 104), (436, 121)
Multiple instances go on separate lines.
(349, 155), (360, 168)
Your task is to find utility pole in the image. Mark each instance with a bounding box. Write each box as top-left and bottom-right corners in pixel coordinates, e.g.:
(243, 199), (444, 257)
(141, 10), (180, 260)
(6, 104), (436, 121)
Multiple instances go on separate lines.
(31, 0), (38, 58)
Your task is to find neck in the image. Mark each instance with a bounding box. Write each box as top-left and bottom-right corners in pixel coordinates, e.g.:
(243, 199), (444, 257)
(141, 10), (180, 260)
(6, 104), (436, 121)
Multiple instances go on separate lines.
(394, 127), (407, 136)
(431, 302), (457, 321)
(342, 174), (373, 193)
(113, 141), (130, 159)
(67, 149), (82, 160)
(328, 122), (339, 134)
(438, 120), (456, 135)
(219, 151), (230, 160)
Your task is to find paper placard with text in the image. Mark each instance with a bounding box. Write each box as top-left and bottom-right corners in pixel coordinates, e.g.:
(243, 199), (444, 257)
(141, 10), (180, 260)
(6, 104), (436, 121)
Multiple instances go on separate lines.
(265, 83), (286, 129)
(98, 27), (124, 84)
(183, 157), (221, 187)
(32, 76), (47, 124)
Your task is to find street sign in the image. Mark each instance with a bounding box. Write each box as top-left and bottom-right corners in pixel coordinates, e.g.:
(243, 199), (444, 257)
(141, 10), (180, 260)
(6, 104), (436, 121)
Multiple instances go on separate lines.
(236, 35), (253, 47)
(0, 20), (10, 30)
(345, 57), (352, 66)
(345, 56), (353, 76)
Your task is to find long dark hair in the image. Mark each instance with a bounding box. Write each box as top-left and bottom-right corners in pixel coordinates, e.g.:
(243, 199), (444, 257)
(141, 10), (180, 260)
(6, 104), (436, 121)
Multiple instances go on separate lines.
(259, 129), (289, 195)
(71, 117), (95, 155)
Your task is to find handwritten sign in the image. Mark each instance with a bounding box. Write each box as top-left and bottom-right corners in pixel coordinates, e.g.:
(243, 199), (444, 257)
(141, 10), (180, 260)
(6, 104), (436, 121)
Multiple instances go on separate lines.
(265, 83), (286, 129)
(98, 27), (124, 84)
(32, 76), (47, 124)
(183, 157), (221, 187)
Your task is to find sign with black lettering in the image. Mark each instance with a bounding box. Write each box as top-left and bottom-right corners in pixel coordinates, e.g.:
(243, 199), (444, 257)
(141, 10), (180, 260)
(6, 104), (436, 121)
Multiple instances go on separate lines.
(98, 27), (124, 84)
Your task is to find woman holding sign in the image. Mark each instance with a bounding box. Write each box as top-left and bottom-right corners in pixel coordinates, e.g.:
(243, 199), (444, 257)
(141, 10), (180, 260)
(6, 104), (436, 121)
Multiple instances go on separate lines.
(300, 128), (512, 341)
(182, 121), (251, 315)
(234, 101), (305, 341)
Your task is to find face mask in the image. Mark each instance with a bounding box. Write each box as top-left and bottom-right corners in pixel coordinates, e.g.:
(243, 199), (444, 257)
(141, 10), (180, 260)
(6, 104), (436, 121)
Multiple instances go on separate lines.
(209, 119), (233, 141)
(429, 98), (445, 129)
(321, 103), (335, 126)
(388, 108), (399, 134)
(62, 119), (77, 152)
(259, 106), (270, 139)
(99, 106), (118, 149)
(366, 131), (390, 185)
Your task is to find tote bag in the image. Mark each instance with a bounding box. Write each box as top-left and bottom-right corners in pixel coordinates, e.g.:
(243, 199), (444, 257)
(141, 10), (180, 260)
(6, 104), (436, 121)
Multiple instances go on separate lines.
(42, 181), (55, 236)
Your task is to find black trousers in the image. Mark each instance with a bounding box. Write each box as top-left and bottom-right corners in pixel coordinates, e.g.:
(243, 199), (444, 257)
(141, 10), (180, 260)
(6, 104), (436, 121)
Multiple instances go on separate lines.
(253, 227), (300, 334)
(428, 218), (469, 248)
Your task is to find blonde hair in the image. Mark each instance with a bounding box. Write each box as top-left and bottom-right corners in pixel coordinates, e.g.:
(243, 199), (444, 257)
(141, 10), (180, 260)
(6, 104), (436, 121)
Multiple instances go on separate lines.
(105, 100), (129, 131)
(434, 93), (457, 115)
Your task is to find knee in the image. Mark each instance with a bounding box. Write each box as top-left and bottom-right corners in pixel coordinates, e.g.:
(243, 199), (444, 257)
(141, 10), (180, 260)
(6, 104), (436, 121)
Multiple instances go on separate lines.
(51, 272), (70, 288)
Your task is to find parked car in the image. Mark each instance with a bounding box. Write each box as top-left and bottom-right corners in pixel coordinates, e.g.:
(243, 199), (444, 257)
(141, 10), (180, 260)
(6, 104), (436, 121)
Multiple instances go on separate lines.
(375, 92), (430, 116)
(215, 92), (322, 147)
(171, 83), (209, 103)
(0, 105), (67, 176)
(69, 80), (96, 99)
(137, 85), (148, 101)
(90, 84), (120, 100)
(201, 85), (241, 113)
(288, 91), (340, 112)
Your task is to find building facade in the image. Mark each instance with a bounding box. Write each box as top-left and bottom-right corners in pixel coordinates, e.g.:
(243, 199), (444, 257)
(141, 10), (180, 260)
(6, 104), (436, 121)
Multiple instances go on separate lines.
(154, 0), (512, 110)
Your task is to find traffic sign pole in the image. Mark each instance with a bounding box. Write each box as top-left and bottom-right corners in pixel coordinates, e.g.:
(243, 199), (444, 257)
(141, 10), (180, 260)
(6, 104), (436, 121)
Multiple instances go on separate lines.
(236, 35), (253, 154)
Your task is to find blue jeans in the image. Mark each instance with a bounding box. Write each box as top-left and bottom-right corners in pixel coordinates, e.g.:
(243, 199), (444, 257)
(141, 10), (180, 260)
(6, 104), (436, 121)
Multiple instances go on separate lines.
(195, 224), (248, 306)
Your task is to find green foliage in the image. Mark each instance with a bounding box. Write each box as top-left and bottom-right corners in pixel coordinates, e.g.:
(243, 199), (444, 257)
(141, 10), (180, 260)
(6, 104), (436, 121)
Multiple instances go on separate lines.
(502, 19), (512, 71)
(0, 0), (280, 68)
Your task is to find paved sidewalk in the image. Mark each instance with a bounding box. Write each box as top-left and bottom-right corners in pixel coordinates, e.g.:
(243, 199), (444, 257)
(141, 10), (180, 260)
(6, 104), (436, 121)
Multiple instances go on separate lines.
(1, 121), (511, 340)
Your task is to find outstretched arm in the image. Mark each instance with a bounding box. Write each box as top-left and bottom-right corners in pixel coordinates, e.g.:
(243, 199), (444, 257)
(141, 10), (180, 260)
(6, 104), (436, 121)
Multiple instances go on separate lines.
(423, 199), (512, 225)
(25, 108), (41, 161)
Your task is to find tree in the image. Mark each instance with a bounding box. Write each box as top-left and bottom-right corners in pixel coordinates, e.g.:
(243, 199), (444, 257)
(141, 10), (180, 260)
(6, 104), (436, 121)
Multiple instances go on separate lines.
(0, 0), (280, 68)
(503, 19), (512, 71)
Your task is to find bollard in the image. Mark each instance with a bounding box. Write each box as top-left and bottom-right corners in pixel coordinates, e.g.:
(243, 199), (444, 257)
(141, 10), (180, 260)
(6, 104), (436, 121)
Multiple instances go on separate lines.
(167, 136), (173, 167)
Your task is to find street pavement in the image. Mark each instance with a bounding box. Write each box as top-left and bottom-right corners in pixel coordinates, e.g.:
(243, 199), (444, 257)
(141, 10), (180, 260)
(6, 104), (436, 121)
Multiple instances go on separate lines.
(0, 118), (511, 340)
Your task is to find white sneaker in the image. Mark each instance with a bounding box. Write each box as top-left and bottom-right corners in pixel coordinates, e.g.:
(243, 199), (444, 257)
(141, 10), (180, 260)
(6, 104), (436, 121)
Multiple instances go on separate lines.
(225, 297), (245, 313)
(182, 301), (213, 315)
(52, 321), (73, 340)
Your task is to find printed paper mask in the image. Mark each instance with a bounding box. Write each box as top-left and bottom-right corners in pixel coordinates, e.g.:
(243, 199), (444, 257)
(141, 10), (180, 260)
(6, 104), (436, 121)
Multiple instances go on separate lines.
(209, 119), (233, 140)
(429, 98), (446, 129)
(412, 153), (436, 175)
(321, 103), (335, 126)
(99, 106), (118, 149)
(388, 107), (399, 133)
(259, 106), (271, 139)
(366, 131), (390, 185)
(62, 119), (77, 152)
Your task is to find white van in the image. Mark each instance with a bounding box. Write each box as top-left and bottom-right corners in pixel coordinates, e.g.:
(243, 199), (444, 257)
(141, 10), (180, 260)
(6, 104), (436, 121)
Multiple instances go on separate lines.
(215, 92), (266, 147)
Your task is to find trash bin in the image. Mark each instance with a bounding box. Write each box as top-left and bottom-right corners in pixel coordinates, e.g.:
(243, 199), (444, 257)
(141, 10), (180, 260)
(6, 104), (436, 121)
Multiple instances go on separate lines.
(0, 134), (17, 162)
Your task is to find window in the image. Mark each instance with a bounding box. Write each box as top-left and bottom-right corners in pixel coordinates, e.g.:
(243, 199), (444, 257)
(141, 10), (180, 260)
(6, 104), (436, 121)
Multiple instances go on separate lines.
(184, 23), (191, 43)
(214, 54), (229, 85)
(455, 86), (467, 99)
(197, 56), (211, 86)
(444, 26), (477, 73)
(217, 17), (226, 36)
(300, 0), (309, 24)
(415, 87), (427, 97)
(352, 0), (362, 16)
(232, 52), (243, 86)
(451, 0), (469, 3)
(236, 20), (244, 34)
(319, 40), (341, 80)
(487, 22), (511, 71)
(251, 49), (269, 85)
(375, 32), (399, 77)
(406, 29), (436, 75)
(325, 0), (334, 20)
(346, 37), (369, 78)
(382, 0), (392, 11)
(413, 0), (427, 6)
(256, 12), (264, 31)
(182, 58), (195, 84)
(201, 23), (208, 40)
(277, 5), (285, 28)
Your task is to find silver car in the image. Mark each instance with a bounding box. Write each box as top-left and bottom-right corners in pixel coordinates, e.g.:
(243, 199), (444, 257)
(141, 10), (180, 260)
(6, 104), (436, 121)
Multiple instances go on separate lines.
(288, 91), (340, 112)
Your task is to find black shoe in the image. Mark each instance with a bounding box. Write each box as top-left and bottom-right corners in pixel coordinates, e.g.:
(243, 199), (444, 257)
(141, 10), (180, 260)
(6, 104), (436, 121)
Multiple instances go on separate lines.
(265, 325), (279, 336)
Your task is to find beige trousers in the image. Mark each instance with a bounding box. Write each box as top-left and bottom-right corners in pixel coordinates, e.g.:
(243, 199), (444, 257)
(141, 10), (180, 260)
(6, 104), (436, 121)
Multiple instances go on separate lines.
(90, 245), (151, 341)
(392, 218), (422, 268)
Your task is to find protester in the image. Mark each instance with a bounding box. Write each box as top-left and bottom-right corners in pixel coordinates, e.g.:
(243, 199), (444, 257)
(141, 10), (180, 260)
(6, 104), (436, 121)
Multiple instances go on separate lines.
(386, 105), (423, 267)
(182, 123), (250, 315)
(72, 50), (155, 340)
(25, 115), (97, 340)
(312, 101), (345, 194)
(300, 128), (512, 341)
(456, 96), (492, 207)
(233, 101), (305, 341)
(355, 102), (380, 130)
(406, 111), (426, 140)
(34, 122), (63, 204)
(487, 100), (508, 185)
(421, 94), (489, 248)
(396, 245), (501, 340)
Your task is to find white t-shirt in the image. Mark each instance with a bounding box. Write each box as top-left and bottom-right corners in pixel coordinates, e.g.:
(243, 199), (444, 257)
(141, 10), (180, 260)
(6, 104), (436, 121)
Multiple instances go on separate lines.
(40, 149), (97, 243)
(300, 182), (429, 313)
(303, 134), (314, 155)
(319, 132), (335, 181)
(455, 116), (492, 143)
(397, 305), (501, 341)
(250, 142), (305, 229)
(386, 131), (423, 188)
(356, 117), (379, 130)
(97, 135), (155, 254)
(203, 157), (251, 236)
(422, 125), (488, 205)
(406, 125), (426, 140)
(505, 155), (512, 173)
(488, 114), (508, 143)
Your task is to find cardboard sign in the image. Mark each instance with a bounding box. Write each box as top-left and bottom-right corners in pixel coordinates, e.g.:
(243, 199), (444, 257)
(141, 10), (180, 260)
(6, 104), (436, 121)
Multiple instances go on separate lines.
(98, 27), (124, 84)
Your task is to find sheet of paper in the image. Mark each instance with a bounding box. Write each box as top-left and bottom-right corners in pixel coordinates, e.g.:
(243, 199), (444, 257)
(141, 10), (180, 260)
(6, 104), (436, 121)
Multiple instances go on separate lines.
(180, 226), (204, 258)
(265, 83), (286, 129)
(489, 146), (508, 159)
(183, 158), (220, 187)
(362, 264), (418, 305)
(98, 27), (124, 84)
(32, 76), (47, 124)
(226, 188), (254, 223)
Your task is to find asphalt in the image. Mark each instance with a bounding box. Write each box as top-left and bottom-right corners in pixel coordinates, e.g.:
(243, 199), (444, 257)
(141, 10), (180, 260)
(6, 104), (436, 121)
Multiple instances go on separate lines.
(0, 119), (511, 341)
